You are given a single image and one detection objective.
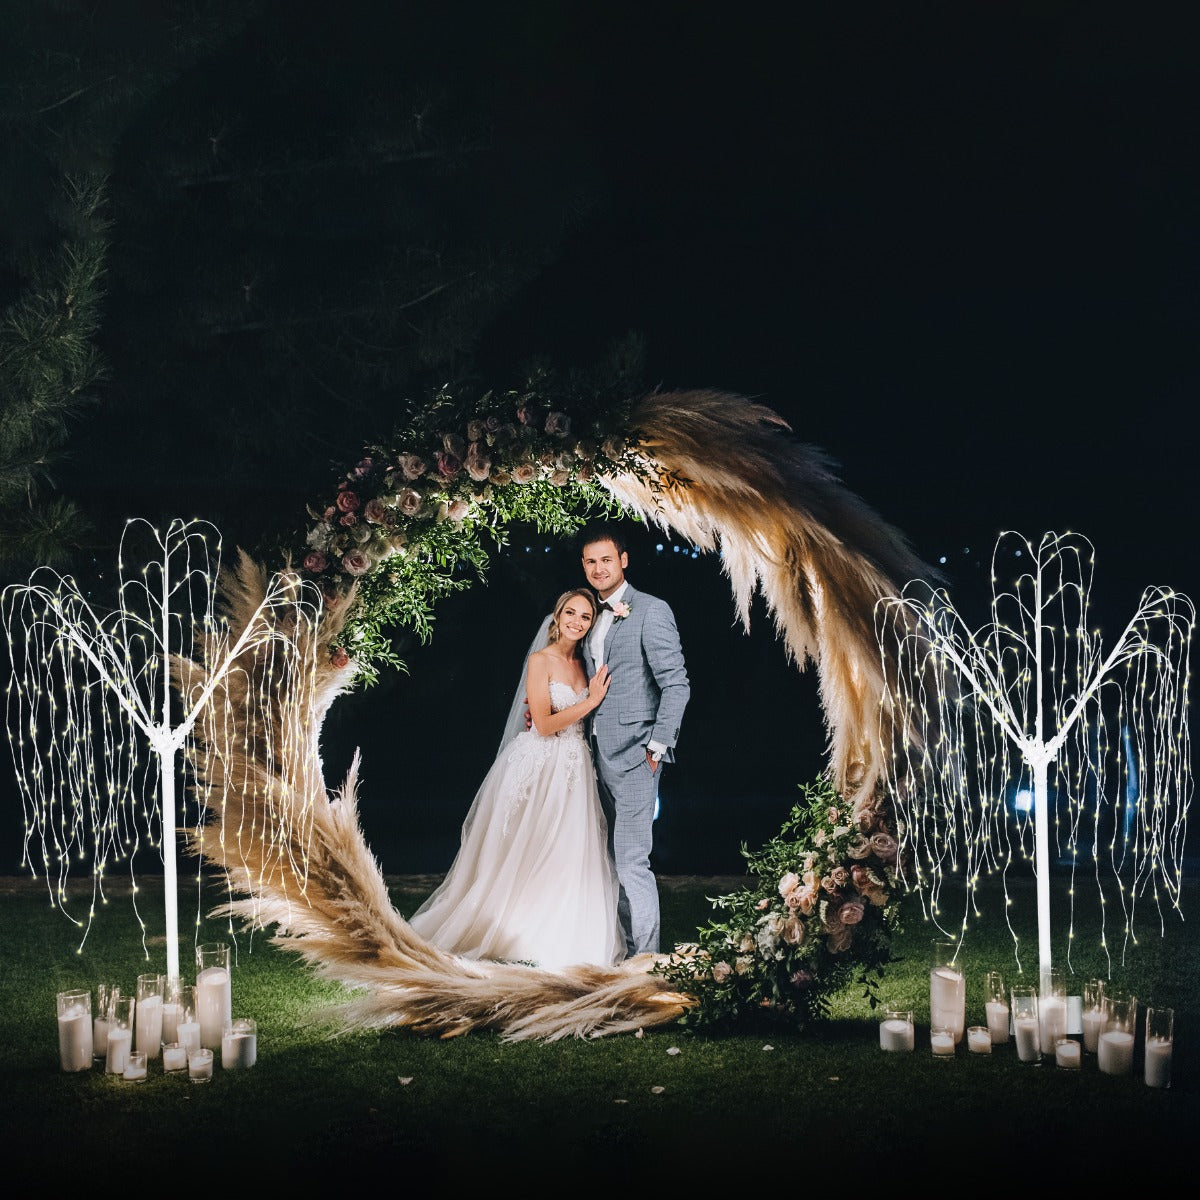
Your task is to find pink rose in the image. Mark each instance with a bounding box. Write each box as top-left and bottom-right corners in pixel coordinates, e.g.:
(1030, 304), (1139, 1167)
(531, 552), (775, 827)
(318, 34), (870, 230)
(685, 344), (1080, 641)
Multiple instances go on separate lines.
(797, 885), (817, 915)
(398, 488), (423, 516)
(465, 441), (491, 481)
(323, 505), (336, 520)
(839, 898), (866, 926)
(544, 411), (570, 436)
(778, 872), (799, 897)
(821, 875), (838, 896)
(489, 467), (512, 485)
(341, 549), (370, 576)
(550, 469), (570, 487)
(397, 454), (426, 480)
(870, 831), (899, 863)
(363, 498), (389, 524)
(711, 961), (732, 983)
(447, 499), (469, 522)
(436, 450), (461, 480)
(784, 891), (803, 911)
(755, 897), (770, 911)
(831, 865), (849, 888)
(339, 512), (357, 527)
(302, 550), (327, 573)
(846, 834), (872, 860)
(782, 917), (806, 946)
(512, 462), (537, 483)
(336, 490), (361, 514)
(330, 646), (350, 669)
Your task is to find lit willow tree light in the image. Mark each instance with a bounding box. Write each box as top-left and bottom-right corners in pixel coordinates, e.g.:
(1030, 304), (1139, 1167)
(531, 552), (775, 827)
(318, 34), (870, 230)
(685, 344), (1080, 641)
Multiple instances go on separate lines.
(2, 518), (323, 980)
(877, 530), (1193, 981)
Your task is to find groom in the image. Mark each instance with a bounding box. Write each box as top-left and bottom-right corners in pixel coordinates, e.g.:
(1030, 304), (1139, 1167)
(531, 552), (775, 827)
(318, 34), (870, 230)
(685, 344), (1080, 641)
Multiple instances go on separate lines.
(576, 523), (690, 957)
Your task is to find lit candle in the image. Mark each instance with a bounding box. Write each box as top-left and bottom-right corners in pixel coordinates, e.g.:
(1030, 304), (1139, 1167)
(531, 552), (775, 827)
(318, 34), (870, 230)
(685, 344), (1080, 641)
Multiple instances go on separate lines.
(1144, 1037), (1172, 1089)
(196, 966), (232, 1050)
(135, 993), (163, 1058)
(161, 1001), (181, 1045)
(930, 966), (966, 1044)
(1081, 1007), (1105, 1053)
(1038, 996), (1067, 1055)
(931, 1030), (956, 1056)
(57, 1002), (93, 1072)
(105, 1024), (132, 1075)
(221, 1018), (258, 1069)
(92, 1013), (110, 1060)
(1054, 1039), (1081, 1069)
(985, 999), (1010, 1044)
(1014, 1016), (1040, 1063)
(188, 1048), (214, 1082)
(162, 1042), (188, 1072)
(1097, 1029), (1135, 1076)
(177, 1019), (201, 1056)
(967, 1026), (992, 1054)
(123, 1051), (148, 1082)
(879, 1017), (915, 1052)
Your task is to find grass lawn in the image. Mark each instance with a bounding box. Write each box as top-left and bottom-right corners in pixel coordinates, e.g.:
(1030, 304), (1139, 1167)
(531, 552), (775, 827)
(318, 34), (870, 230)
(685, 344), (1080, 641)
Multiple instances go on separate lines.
(1, 869), (1194, 1186)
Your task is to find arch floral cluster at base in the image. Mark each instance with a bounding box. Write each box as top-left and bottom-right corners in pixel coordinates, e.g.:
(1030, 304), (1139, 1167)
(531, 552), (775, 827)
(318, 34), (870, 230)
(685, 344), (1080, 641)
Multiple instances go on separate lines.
(298, 380), (676, 680)
(657, 773), (903, 1030)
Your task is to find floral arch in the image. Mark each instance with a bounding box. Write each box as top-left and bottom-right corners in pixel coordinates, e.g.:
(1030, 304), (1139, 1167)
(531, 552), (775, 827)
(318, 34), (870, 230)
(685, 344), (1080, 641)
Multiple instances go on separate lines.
(180, 386), (936, 1039)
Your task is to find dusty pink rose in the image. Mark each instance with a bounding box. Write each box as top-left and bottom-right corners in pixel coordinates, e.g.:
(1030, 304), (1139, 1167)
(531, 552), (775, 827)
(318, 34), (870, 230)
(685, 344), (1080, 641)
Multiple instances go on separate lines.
(512, 462), (537, 483)
(797, 885), (817, 915)
(802, 868), (819, 890)
(336, 489), (361, 514)
(782, 916), (806, 946)
(755, 897), (770, 911)
(302, 550), (327, 572)
(711, 961), (733, 983)
(363, 498), (389, 524)
(465, 441), (491, 481)
(330, 646), (350, 669)
(550, 469), (570, 487)
(397, 454), (426, 480)
(436, 450), (461, 479)
(870, 831), (899, 863)
(398, 488), (423, 516)
(484, 414), (502, 433)
(447, 499), (469, 522)
(339, 512), (357, 527)
(544, 411), (570, 435)
(831, 864), (849, 888)
(778, 871), (799, 897)
(784, 891), (804, 911)
(846, 834), (872, 860)
(489, 467), (512, 485)
(341, 549), (370, 576)
(839, 898), (866, 926)
(821, 874), (839, 896)
(827, 925), (854, 953)
(323, 505), (336, 520)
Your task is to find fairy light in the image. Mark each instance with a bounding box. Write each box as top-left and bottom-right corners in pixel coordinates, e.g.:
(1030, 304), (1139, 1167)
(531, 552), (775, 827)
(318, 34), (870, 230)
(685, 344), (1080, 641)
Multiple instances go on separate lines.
(877, 531), (1193, 979)
(2, 518), (323, 978)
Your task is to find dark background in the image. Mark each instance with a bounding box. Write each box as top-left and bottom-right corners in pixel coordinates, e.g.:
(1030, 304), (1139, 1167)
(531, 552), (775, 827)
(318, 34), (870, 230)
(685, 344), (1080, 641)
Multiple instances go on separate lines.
(2, 2), (1196, 875)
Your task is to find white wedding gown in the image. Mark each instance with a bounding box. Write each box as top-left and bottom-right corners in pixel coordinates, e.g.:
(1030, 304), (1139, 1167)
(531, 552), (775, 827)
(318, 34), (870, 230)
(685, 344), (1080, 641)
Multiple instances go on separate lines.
(408, 680), (625, 971)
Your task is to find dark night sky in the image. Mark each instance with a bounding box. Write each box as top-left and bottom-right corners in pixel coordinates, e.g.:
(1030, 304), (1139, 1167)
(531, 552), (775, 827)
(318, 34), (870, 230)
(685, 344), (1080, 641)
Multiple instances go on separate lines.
(5, 2), (1198, 874)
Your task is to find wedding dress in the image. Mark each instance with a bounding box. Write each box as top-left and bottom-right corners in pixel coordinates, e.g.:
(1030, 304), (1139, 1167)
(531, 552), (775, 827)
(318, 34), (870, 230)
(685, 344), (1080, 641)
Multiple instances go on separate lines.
(408, 680), (625, 971)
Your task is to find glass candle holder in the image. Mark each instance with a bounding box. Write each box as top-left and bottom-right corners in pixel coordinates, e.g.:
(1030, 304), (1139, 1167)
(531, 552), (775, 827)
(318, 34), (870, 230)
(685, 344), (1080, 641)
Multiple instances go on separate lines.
(174, 984), (200, 1056)
(879, 1009), (915, 1052)
(188, 1047), (214, 1083)
(1098, 989), (1137, 1076)
(1038, 967), (1068, 1056)
(967, 1025), (992, 1054)
(221, 1017), (258, 1069)
(1054, 1037), (1082, 1069)
(984, 970), (1010, 1044)
(161, 977), (184, 1046)
(1144, 1006), (1174, 1089)
(135, 973), (164, 1059)
(105, 996), (135, 1075)
(930, 939), (965, 1046)
(162, 1041), (189, 1073)
(930, 1025), (957, 1057)
(195, 943), (232, 1051)
(123, 1050), (148, 1082)
(93, 983), (119, 1061)
(56, 989), (93, 1072)
(1081, 978), (1106, 1053)
(1011, 984), (1040, 1063)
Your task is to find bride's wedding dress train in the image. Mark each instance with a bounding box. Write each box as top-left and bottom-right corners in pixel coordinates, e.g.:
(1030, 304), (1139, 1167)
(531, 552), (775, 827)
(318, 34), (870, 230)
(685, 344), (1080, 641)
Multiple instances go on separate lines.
(408, 680), (625, 971)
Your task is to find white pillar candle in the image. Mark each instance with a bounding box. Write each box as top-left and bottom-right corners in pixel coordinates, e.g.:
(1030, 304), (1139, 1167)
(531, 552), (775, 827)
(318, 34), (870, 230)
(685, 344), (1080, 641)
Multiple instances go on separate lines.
(985, 999), (1010, 1044)
(967, 1026), (992, 1054)
(57, 1005), (93, 1072)
(879, 1017), (915, 1052)
(122, 1052), (148, 1082)
(1097, 1029), (1135, 1076)
(930, 966), (966, 1043)
(1014, 1016), (1041, 1062)
(221, 1020), (257, 1069)
(188, 1048), (214, 1082)
(135, 994), (163, 1058)
(177, 1020), (201, 1056)
(931, 1030), (956, 1056)
(1081, 1007), (1105, 1053)
(1054, 1039), (1081, 1069)
(1038, 996), (1067, 1055)
(196, 966), (232, 1050)
(1144, 1037), (1172, 1088)
(162, 1042), (189, 1072)
(161, 1001), (181, 1045)
(105, 1025), (132, 1075)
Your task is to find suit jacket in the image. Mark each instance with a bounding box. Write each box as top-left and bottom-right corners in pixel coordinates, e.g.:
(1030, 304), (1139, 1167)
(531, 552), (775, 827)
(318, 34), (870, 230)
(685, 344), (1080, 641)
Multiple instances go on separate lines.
(583, 583), (690, 774)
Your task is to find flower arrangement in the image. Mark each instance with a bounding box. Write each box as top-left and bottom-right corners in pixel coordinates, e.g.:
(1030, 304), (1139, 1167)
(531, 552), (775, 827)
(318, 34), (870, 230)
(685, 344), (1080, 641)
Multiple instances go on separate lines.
(656, 773), (904, 1031)
(608, 600), (631, 619)
(296, 373), (682, 682)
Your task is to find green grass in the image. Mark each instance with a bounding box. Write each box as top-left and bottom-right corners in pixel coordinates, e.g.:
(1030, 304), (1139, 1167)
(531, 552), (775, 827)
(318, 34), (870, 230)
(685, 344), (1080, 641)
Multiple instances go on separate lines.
(1, 870), (1194, 1186)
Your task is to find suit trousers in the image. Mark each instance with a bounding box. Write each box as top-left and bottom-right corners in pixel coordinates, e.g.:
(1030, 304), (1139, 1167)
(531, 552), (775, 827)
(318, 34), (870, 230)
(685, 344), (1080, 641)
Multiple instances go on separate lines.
(596, 755), (661, 956)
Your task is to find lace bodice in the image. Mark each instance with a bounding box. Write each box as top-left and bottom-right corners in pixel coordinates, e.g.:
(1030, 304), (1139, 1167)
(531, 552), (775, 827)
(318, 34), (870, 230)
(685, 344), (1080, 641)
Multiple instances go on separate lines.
(548, 679), (588, 737)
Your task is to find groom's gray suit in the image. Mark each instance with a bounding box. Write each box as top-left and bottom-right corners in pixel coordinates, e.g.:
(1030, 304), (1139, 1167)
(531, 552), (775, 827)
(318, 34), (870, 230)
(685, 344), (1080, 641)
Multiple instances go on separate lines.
(583, 583), (689, 956)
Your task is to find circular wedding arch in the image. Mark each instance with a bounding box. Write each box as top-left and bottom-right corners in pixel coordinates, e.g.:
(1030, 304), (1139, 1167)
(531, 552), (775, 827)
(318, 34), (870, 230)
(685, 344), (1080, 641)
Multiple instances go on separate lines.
(181, 387), (934, 1040)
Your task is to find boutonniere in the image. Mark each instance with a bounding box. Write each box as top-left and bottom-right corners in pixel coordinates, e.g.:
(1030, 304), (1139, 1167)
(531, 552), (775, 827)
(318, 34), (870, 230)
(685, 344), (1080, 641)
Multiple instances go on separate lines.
(609, 600), (631, 620)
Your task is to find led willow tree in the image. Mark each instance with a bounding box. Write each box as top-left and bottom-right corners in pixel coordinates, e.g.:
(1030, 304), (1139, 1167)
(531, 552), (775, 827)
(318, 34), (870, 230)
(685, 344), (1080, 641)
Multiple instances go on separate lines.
(2, 518), (323, 980)
(878, 530), (1193, 981)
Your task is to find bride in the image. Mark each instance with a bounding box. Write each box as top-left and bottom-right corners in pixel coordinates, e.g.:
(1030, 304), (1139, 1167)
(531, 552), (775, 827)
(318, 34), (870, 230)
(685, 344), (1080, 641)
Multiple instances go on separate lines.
(407, 588), (625, 970)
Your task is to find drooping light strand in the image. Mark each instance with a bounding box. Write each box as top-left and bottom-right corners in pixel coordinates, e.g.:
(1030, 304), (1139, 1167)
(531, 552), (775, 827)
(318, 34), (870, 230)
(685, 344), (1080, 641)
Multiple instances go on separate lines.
(876, 530), (1193, 980)
(2, 518), (324, 978)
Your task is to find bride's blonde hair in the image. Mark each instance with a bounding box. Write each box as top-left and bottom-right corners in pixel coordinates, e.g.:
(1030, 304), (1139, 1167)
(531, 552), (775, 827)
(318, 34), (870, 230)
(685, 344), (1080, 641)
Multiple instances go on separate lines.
(546, 588), (598, 652)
